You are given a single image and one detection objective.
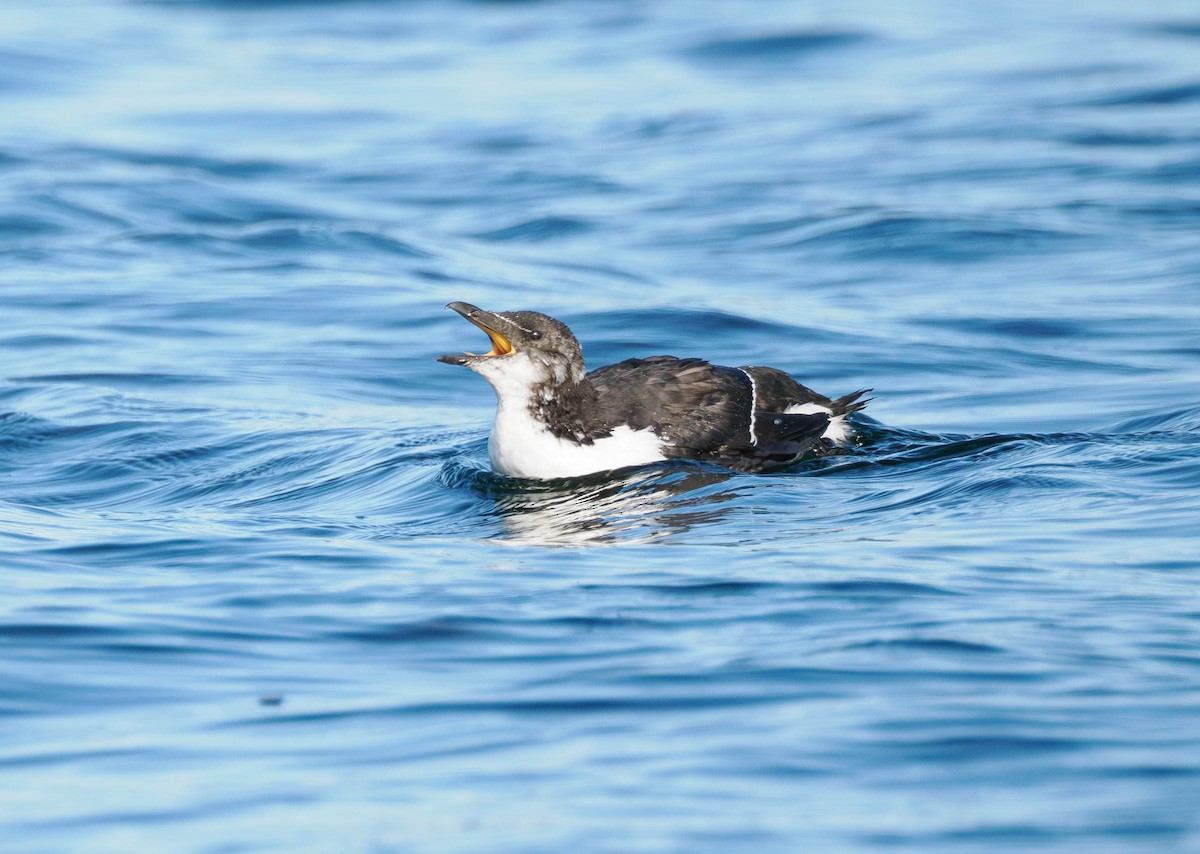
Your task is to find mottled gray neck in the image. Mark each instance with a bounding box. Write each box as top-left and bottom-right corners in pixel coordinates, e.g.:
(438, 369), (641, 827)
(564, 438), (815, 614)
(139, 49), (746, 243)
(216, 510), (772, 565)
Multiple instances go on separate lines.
(529, 376), (606, 444)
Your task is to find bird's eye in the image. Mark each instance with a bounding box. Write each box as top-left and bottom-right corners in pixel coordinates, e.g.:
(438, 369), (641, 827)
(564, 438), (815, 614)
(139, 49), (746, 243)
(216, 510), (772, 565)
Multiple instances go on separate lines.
(528, 330), (542, 340)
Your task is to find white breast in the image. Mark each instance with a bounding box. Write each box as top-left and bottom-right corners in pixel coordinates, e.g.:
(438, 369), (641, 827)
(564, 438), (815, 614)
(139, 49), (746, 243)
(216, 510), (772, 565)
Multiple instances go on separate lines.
(489, 402), (666, 479)
(474, 350), (667, 479)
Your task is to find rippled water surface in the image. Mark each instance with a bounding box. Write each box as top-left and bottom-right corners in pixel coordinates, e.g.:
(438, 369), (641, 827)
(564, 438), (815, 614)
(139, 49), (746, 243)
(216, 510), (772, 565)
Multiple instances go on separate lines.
(3, 0), (1200, 850)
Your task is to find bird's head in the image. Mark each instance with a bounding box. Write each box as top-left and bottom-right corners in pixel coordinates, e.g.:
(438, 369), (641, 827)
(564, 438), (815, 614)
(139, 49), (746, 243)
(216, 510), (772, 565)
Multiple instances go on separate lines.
(437, 302), (586, 399)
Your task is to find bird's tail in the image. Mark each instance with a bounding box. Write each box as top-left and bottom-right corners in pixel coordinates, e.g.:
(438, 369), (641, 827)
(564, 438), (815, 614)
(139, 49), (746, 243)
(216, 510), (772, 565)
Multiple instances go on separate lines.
(830, 389), (873, 416)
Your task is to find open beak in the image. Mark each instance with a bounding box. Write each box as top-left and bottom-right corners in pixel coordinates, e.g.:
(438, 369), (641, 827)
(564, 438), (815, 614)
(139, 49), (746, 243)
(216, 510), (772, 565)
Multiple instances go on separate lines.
(437, 301), (515, 366)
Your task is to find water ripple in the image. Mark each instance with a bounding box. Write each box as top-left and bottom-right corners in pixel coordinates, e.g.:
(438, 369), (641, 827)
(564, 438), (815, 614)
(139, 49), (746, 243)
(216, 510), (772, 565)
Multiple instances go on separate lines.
(2, 0), (1199, 848)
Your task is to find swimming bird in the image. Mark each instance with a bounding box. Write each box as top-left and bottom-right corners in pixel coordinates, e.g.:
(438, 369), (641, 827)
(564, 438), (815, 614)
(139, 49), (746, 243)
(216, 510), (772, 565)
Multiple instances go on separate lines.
(438, 302), (870, 480)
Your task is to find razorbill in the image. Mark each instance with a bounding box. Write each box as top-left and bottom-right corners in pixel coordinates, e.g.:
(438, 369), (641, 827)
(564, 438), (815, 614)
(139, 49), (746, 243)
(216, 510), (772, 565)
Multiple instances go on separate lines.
(437, 301), (871, 480)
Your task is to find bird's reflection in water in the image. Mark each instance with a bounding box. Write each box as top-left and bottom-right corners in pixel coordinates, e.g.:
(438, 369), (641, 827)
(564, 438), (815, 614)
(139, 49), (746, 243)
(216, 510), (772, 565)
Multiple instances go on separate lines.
(486, 463), (740, 546)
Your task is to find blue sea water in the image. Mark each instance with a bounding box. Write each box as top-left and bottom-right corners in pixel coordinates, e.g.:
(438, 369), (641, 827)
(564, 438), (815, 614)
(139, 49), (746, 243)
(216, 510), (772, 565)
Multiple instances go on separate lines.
(3, 0), (1200, 850)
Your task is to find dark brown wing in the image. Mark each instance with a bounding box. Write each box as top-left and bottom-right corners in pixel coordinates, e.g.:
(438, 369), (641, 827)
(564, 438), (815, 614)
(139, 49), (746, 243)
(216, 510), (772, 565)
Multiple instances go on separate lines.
(588, 356), (754, 456)
(708, 411), (831, 471)
(740, 365), (872, 415)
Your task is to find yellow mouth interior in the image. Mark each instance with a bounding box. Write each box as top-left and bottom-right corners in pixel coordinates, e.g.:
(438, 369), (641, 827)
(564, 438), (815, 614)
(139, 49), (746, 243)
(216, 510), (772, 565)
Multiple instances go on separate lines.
(482, 326), (513, 357)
